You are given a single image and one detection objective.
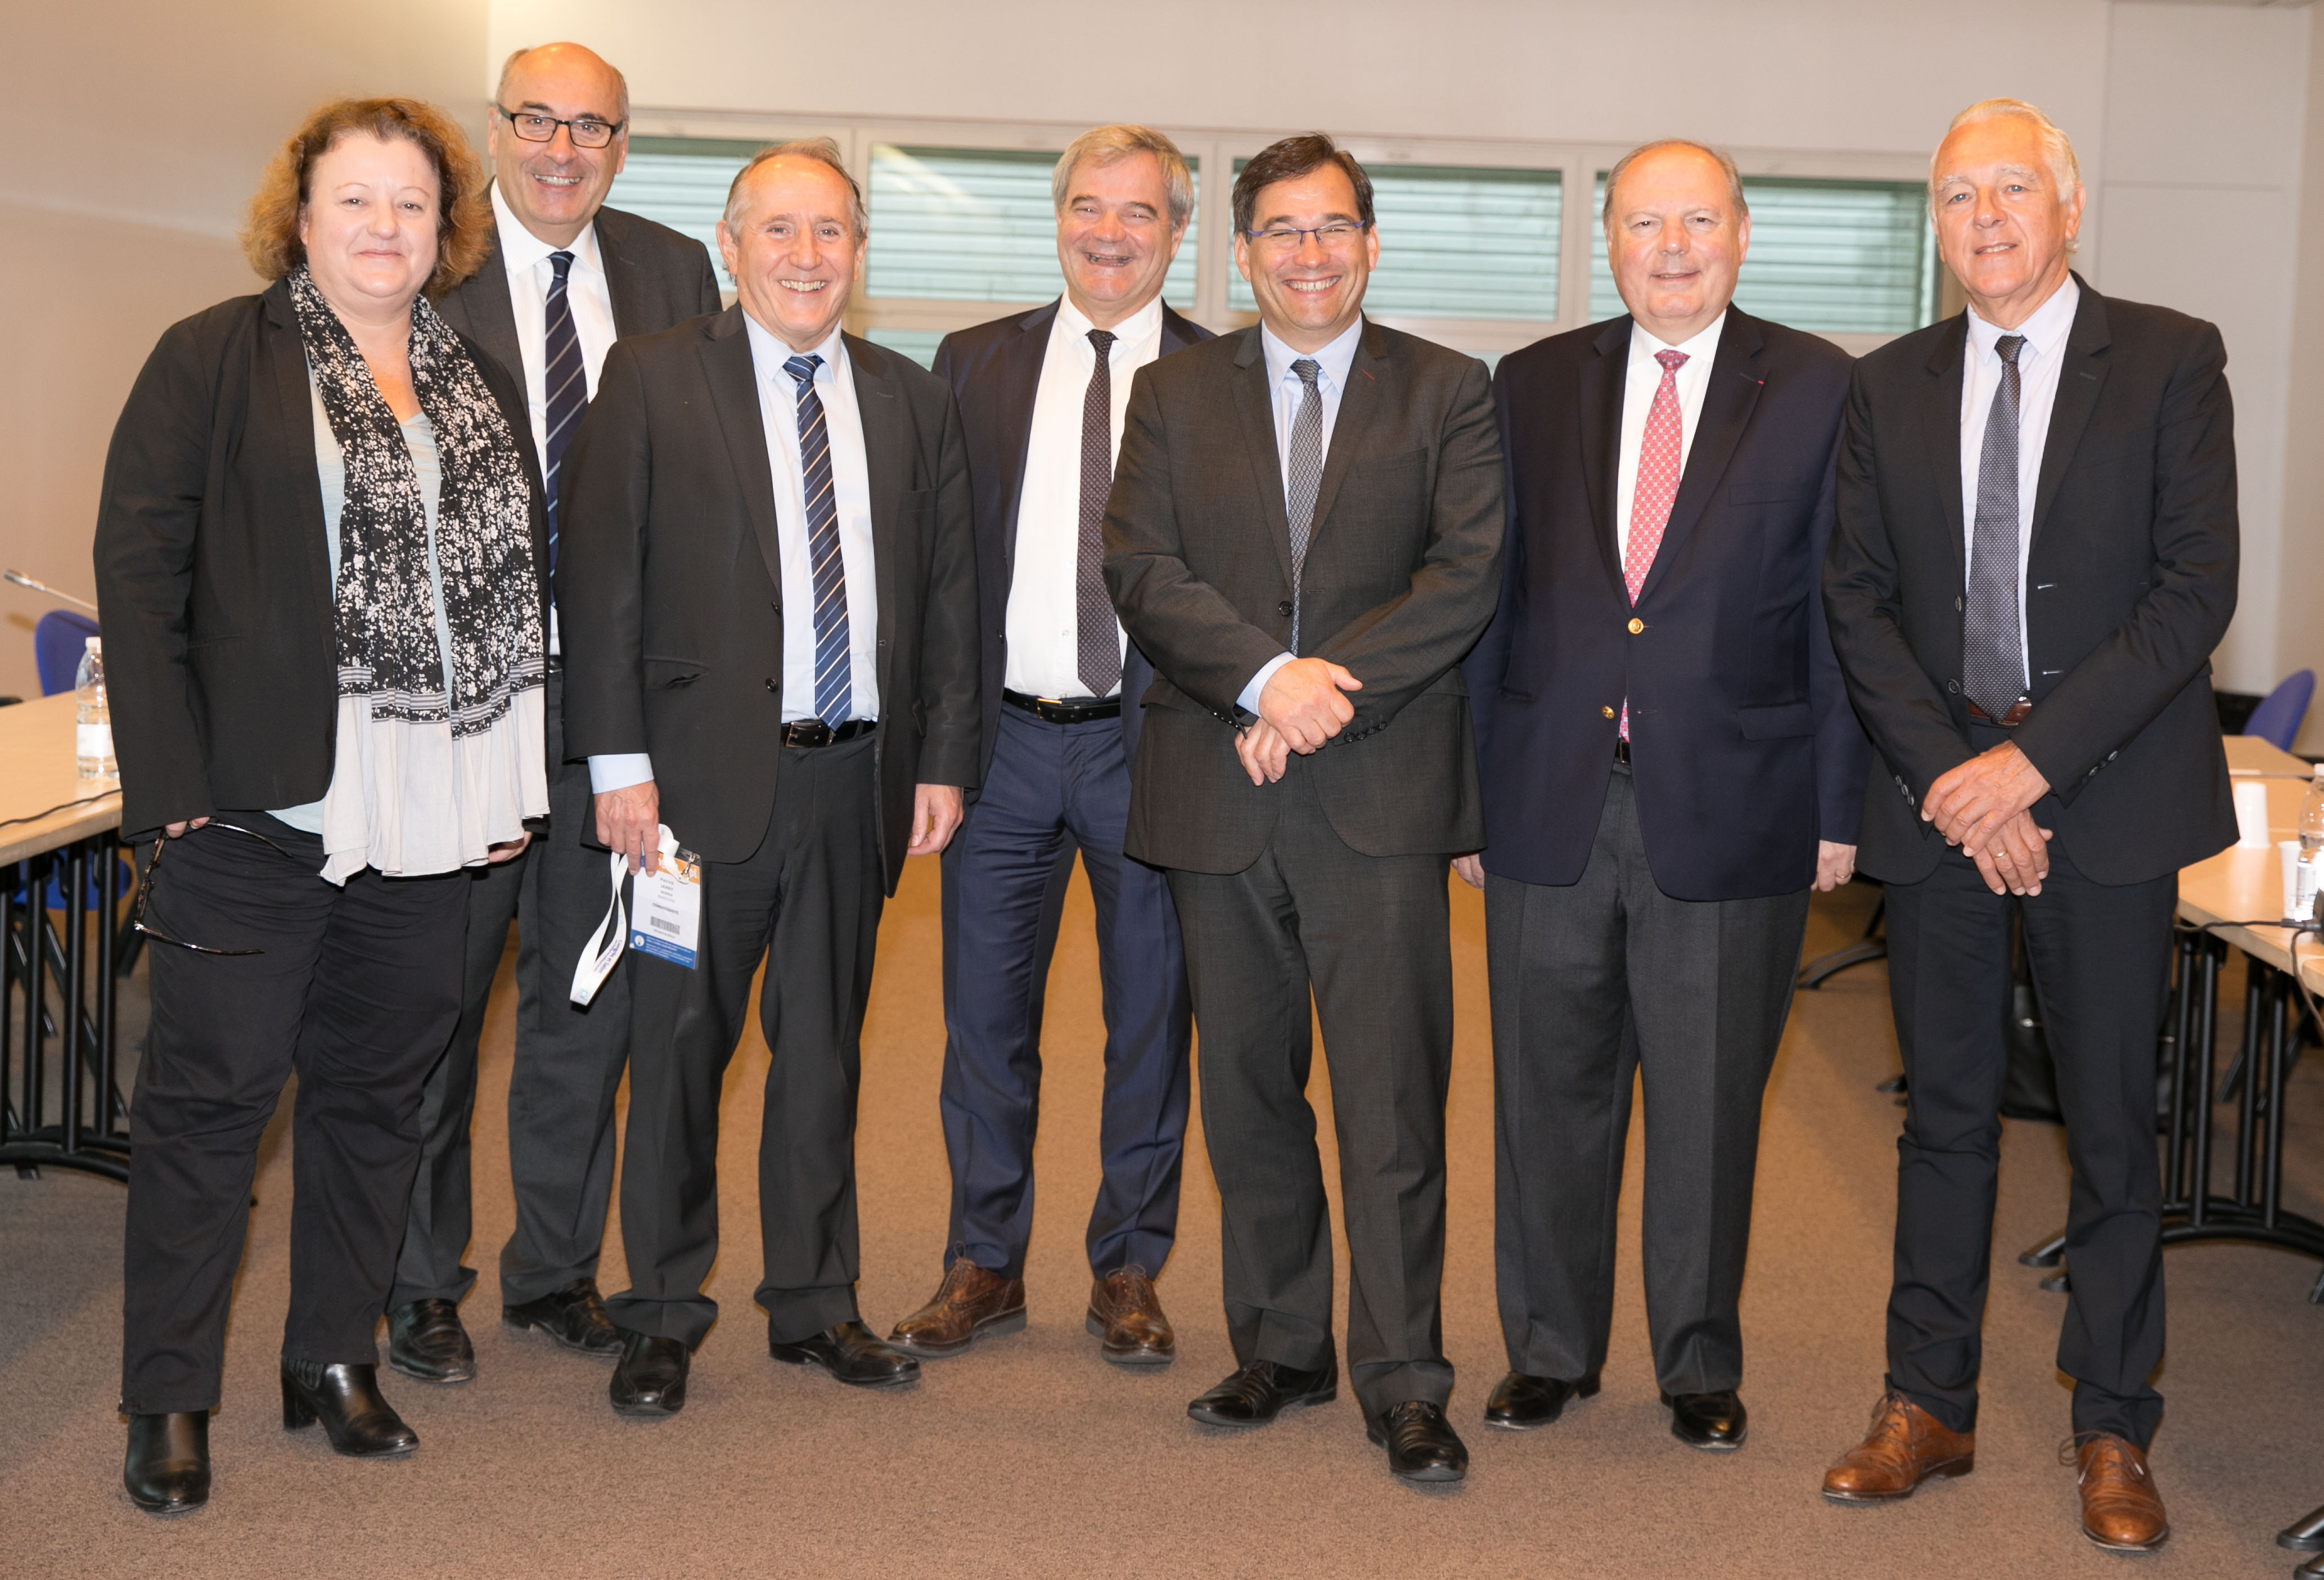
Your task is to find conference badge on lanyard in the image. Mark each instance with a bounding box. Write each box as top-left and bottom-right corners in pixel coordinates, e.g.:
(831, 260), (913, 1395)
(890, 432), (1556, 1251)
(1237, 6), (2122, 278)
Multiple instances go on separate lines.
(570, 823), (702, 1006)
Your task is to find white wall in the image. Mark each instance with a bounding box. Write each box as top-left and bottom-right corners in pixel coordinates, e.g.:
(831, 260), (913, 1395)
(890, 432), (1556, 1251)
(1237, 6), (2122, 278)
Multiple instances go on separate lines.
(0, 0), (487, 703)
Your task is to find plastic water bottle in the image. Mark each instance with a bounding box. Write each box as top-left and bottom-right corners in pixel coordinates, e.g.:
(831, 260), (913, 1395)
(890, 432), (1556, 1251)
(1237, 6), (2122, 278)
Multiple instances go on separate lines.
(2298, 764), (2324, 925)
(75, 636), (115, 781)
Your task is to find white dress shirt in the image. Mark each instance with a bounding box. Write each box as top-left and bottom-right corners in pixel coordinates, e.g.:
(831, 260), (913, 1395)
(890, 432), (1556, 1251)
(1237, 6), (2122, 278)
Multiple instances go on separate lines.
(1614, 312), (1726, 559)
(492, 183), (615, 661)
(587, 319), (880, 795)
(1005, 294), (1164, 699)
(1960, 275), (2079, 692)
(1237, 316), (1365, 714)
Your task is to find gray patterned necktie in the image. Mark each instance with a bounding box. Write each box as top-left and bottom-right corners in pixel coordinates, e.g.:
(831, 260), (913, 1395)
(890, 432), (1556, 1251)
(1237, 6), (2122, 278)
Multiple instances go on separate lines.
(1285, 358), (1323, 655)
(1076, 328), (1120, 698)
(1964, 334), (2028, 721)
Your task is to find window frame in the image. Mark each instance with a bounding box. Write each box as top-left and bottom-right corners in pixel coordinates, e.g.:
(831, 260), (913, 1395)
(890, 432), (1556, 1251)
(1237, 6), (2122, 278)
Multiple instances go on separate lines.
(618, 109), (1940, 361)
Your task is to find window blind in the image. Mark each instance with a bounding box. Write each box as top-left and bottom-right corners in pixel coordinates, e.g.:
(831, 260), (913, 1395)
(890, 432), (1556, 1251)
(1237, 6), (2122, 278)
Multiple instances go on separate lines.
(866, 144), (1199, 307)
(605, 137), (767, 274)
(1228, 162), (1560, 321)
(1589, 173), (1938, 334)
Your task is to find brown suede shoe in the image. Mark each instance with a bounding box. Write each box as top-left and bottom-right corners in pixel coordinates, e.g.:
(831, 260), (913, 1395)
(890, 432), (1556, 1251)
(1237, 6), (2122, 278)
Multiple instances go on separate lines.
(1822, 1389), (1976, 1502)
(887, 1259), (1026, 1358)
(1086, 1266), (1174, 1367)
(2068, 1433), (2169, 1552)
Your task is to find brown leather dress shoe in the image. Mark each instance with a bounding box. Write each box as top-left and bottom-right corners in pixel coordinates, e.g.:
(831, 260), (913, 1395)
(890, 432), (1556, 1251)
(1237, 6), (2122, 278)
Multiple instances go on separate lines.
(887, 1259), (1026, 1358)
(1822, 1389), (1975, 1502)
(1086, 1266), (1174, 1366)
(2068, 1433), (2169, 1551)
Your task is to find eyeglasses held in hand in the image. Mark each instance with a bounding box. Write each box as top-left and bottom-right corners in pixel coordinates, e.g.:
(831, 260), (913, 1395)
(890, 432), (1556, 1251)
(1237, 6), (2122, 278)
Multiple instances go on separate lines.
(496, 105), (624, 150)
(131, 822), (291, 957)
(1242, 220), (1372, 253)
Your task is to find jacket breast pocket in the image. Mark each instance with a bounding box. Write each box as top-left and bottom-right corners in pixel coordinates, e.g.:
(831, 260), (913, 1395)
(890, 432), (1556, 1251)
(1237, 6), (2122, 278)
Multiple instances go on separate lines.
(1737, 701), (1814, 739)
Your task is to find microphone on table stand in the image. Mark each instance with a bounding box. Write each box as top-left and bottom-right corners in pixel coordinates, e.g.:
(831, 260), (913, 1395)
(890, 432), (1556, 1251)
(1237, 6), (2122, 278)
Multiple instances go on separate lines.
(3, 570), (98, 614)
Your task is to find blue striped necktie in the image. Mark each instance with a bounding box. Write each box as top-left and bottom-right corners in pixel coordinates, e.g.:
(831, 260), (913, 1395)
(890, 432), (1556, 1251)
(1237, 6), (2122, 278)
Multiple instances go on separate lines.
(541, 250), (584, 571)
(785, 353), (852, 726)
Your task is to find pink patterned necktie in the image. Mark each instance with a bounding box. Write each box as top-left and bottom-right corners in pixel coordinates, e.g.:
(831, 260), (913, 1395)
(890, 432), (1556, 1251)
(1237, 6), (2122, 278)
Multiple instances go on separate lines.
(1619, 348), (1688, 741)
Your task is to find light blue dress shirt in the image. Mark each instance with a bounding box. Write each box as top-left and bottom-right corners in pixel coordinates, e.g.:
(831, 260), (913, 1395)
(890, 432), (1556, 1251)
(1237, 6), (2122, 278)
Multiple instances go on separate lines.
(1235, 316), (1364, 715)
(588, 317), (880, 794)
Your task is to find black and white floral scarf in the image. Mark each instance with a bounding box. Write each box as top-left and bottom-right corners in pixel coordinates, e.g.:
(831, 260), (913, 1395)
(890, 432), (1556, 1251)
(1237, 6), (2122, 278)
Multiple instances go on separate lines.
(289, 265), (548, 881)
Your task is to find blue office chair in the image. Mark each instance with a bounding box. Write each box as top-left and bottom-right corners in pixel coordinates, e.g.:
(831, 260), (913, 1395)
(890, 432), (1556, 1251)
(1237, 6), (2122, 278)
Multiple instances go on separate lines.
(2245, 669), (2315, 753)
(34, 609), (101, 698)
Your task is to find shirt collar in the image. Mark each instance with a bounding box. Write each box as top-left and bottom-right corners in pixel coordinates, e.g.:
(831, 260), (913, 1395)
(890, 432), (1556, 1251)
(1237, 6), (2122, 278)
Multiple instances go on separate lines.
(1967, 273), (2080, 364)
(1056, 292), (1165, 354)
(490, 181), (603, 280)
(744, 312), (848, 389)
(1261, 316), (1363, 397)
(1628, 309), (1727, 373)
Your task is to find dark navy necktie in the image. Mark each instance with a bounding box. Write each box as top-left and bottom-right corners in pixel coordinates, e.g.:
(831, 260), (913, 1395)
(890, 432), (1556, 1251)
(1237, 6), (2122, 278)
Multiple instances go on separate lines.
(541, 250), (584, 571)
(1964, 334), (2028, 721)
(1077, 328), (1121, 698)
(785, 353), (852, 726)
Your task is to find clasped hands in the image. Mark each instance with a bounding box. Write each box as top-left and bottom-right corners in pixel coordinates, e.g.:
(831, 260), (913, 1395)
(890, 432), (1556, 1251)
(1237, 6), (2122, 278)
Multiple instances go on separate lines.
(1234, 657), (1363, 786)
(1924, 741), (2052, 896)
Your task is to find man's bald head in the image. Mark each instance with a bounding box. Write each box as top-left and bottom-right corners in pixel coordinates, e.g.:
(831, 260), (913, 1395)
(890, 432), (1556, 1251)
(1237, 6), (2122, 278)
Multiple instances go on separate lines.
(497, 42), (629, 124)
(488, 42), (630, 249)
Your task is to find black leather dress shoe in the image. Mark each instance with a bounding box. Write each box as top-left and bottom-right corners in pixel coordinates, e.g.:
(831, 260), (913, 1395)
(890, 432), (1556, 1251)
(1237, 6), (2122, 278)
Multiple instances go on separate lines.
(1186, 1356), (1337, 1427)
(1369, 1400), (1469, 1484)
(386, 1298), (475, 1383)
(280, 1361), (419, 1456)
(503, 1279), (623, 1356)
(1483, 1369), (1600, 1430)
(1663, 1388), (1748, 1450)
(123, 1411), (209, 1513)
(609, 1331), (691, 1417)
(769, 1319), (921, 1389)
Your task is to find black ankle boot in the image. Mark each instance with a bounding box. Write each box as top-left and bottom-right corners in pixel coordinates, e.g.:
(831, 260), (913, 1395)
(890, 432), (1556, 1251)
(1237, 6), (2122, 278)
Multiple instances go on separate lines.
(124, 1411), (210, 1513)
(280, 1360), (419, 1457)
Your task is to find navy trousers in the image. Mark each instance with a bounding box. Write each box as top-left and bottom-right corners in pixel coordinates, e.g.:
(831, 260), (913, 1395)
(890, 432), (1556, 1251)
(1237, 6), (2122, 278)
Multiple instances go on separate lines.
(937, 706), (1192, 1280)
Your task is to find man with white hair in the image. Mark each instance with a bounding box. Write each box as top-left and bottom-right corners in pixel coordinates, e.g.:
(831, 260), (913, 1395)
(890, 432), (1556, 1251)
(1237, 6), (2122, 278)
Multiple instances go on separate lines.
(889, 127), (1206, 1368)
(558, 139), (980, 1416)
(1821, 99), (2237, 1551)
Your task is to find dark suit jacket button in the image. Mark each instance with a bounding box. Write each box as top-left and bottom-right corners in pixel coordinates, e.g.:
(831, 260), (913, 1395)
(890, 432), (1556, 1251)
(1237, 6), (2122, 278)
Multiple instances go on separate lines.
(766, 678), (778, 692)
(1954, 595), (1965, 613)
(1947, 679), (1960, 693)
(1277, 600), (1294, 617)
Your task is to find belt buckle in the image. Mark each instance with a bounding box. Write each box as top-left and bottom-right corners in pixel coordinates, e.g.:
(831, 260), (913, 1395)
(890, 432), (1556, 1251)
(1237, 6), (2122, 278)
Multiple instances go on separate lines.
(786, 719), (834, 748)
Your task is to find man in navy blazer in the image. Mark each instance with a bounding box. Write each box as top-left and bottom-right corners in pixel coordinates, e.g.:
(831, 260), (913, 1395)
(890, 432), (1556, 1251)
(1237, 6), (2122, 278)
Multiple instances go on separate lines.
(1462, 140), (1867, 1450)
(888, 127), (1206, 1367)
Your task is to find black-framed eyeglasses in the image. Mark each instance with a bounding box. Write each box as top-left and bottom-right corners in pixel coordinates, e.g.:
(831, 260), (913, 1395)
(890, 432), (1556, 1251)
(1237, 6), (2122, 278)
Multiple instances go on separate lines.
(131, 822), (291, 957)
(1242, 220), (1372, 253)
(496, 105), (624, 150)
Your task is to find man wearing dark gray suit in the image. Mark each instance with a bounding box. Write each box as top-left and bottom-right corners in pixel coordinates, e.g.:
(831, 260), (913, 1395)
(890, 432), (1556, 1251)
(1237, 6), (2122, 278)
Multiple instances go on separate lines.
(889, 126), (1204, 1369)
(559, 141), (980, 1417)
(1103, 134), (1503, 1485)
(386, 41), (722, 1384)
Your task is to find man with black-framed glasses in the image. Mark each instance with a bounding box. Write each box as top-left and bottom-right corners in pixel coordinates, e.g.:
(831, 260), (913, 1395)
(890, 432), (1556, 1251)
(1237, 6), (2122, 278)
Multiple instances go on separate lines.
(389, 40), (721, 1389)
(1102, 133), (1503, 1486)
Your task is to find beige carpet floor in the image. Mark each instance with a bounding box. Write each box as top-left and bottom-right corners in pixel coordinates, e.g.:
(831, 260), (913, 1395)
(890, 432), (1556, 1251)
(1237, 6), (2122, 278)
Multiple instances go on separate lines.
(2, 866), (2321, 1579)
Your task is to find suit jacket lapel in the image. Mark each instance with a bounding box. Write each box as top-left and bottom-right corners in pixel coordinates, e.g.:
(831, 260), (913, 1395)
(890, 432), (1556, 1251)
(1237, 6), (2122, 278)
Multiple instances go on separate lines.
(596, 210), (655, 341)
(1580, 317), (1630, 597)
(455, 214), (527, 399)
(1636, 313), (1767, 605)
(262, 279), (335, 617)
(848, 333), (908, 682)
(1920, 314), (1970, 589)
(698, 308), (785, 597)
(1304, 318), (1384, 539)
(1227, 328), (1297, 592)
(995, 301), (1059, 584)
(2030, 278), (2110, 550)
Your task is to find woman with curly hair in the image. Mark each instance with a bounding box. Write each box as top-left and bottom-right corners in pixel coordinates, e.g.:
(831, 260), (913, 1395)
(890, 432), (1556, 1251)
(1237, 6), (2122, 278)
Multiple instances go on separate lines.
(96, 97), (548, 1513)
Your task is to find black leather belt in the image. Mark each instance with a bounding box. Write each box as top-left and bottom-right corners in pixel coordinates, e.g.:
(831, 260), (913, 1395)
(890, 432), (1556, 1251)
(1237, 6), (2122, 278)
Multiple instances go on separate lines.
(780, 718), (877, 748)
(1967, 698), (2032, 727)
(1003, 689), (1121, 724)
(1613, 737), (1632, 766)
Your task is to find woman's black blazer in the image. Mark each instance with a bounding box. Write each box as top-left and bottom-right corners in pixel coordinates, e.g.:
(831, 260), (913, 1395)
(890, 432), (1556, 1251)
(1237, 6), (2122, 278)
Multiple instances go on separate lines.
(93, 275), (549, 839)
